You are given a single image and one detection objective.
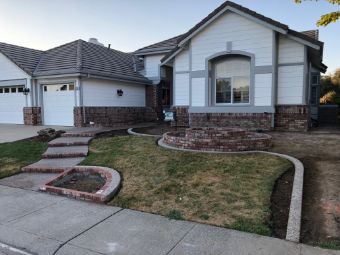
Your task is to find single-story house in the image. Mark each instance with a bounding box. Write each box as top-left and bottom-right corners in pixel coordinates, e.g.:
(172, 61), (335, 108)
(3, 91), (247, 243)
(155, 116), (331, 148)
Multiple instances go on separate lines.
(0, 1), (326, 131)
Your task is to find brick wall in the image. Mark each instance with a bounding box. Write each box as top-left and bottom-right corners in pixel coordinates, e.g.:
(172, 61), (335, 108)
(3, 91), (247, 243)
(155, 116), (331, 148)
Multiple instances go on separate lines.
(146, 85), (163, 120)
(171, 107), (189, 127)
(274, 105), (310, 132)
(189, 112), (273, 131)
(74, 107), (157, 127)
(23, 107), (42, 125)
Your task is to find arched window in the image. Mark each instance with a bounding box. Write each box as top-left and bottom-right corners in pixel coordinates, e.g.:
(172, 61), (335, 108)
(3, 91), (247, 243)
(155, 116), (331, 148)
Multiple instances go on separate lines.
(213, 56), (250, 105)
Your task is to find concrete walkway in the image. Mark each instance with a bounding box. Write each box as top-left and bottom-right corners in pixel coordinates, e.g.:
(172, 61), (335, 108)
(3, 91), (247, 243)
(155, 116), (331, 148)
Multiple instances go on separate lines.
(0, 179), (339, 255)
(0, 124), (72, 143)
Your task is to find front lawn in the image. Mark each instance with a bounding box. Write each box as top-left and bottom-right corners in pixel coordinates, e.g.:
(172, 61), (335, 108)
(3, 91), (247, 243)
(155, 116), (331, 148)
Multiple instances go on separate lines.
(0, 140), (48, 179)
(82, 136), (292, 236)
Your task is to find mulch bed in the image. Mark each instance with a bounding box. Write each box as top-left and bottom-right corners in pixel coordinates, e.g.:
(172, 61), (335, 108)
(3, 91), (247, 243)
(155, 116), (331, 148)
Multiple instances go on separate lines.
(270, 166), (294, 238)
(53, 172), (105, 193)
(133, 123), (186, 136)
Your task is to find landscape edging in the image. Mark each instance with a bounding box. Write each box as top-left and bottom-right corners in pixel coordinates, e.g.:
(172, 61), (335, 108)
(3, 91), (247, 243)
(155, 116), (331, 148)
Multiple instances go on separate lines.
(127, 128), (161, 138)
(158, 138), (303, 243)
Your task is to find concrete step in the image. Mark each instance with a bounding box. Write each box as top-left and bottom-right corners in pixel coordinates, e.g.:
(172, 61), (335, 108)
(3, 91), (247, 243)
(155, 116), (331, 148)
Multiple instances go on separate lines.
(22, 158), (85, 172)
(42, 146), (88, 159)
(48, 137), (92, 147)
(61, 132), (96, 138)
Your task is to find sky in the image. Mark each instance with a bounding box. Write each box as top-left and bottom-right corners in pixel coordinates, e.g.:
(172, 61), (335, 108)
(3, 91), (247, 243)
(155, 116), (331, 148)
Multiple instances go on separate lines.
(0, 0), (339, 73)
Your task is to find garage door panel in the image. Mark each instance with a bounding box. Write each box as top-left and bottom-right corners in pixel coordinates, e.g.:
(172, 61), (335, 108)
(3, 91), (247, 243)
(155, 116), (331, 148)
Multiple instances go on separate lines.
(0, 87), (25, 124)
(43, 84), (75, 126)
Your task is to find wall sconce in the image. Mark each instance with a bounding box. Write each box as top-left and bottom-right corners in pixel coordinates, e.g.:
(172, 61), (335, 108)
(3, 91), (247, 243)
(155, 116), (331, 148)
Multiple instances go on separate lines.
(117, 89), (123, 96)
(23, 87), (30, 95)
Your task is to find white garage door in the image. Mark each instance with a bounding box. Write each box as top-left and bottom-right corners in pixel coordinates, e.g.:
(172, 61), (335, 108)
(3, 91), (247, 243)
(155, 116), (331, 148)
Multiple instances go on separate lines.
(0, 86), (26, 124)
(43, 83), (75, 126)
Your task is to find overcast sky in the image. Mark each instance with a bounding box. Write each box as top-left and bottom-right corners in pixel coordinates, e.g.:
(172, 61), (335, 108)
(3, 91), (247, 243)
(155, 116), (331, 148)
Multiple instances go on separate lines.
(0, 0), (338, 73)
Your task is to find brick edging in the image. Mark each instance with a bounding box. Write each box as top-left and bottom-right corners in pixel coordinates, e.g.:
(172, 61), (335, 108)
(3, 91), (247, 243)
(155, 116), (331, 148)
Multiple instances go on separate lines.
(40, 166), (121, 203)
(158, 138), (303, 242)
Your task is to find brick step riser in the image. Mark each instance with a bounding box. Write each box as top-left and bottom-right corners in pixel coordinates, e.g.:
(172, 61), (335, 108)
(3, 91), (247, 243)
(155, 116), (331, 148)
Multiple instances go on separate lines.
(61, 134), (96, 138)
(42, 153), (88, 159)
(22, 167), (65, 173)
(48, 142), (89, 147)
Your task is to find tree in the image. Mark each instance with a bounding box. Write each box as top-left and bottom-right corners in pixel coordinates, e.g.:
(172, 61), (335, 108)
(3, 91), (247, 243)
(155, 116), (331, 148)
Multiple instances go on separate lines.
(294, 0), (340, 26)
(320, 68), (340, 105)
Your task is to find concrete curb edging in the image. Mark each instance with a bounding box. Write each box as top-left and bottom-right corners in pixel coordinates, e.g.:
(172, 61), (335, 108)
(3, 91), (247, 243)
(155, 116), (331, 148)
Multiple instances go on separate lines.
(158, 138), (303, 243)
(127, 128), (161, 138)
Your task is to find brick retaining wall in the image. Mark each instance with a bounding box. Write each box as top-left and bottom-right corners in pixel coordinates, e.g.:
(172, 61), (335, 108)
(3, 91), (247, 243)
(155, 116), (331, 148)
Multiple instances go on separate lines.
(163, 127), (272, 152)
(74, 107), (157, 127)
(23, 107), (42, 125)
(274, 105), (310, 132)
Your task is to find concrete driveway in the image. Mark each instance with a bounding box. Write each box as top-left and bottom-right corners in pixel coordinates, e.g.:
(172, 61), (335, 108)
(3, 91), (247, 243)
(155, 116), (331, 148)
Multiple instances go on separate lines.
(0, 124), (72, 143)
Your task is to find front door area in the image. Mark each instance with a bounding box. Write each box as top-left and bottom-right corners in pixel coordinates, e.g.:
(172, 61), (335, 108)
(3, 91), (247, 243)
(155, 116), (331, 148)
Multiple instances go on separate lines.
(42, 83), (75, 126)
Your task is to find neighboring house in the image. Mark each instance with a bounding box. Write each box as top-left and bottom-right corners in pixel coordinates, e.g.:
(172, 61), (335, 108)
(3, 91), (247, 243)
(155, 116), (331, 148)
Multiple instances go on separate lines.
(0, 1), (326, 131)
(135, 1), (327, 131)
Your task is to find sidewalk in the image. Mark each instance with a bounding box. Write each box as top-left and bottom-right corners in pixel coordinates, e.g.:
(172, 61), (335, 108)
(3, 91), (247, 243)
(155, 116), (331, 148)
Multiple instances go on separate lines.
(0, 183), (338, 255)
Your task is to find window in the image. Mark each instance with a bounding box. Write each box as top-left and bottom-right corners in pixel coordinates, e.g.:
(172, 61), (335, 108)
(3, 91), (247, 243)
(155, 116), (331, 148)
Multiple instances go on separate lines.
(11, 87), (17, 93)
(0, 88), (3, 93)
(43, 84), (74, 92)
(4, 88), (9, 93)
(18, 87), (24, 93)
(214, 56), (250, 105)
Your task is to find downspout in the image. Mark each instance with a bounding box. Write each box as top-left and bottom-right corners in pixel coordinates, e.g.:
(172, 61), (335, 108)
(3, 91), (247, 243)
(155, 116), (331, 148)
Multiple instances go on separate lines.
(80, 74), (91, 125)
(272, 32), (279, 129)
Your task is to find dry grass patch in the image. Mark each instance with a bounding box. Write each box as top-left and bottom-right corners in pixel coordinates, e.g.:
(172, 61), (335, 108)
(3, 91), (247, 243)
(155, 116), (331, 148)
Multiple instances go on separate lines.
(83, 136), (292, 236)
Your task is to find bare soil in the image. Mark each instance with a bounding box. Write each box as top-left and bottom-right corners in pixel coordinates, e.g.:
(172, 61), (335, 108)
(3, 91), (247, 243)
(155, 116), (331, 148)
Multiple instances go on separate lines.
(271, 167), (294, 238)
(133, 123), (186, 135)
(269, 131), (340, 245)
(53, 173), (105, 193)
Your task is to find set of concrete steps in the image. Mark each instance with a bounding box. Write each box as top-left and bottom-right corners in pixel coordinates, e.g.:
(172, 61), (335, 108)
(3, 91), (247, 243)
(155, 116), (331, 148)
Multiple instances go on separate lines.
(23, 133), (95, 172)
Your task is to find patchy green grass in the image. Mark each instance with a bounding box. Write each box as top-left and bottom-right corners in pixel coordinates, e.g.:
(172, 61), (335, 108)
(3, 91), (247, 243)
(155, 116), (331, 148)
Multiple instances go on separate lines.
(82, 136), (292, 236)
(0, 140), (48, 179)
(312, 240), (340, 250)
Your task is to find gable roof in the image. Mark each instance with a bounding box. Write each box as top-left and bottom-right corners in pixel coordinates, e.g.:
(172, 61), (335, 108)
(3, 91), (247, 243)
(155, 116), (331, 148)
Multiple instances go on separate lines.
(0, 40), (151, 85)
(134, 34), (183, 55)
(132, 1), (324, 65)
(0, 42), (43, 75)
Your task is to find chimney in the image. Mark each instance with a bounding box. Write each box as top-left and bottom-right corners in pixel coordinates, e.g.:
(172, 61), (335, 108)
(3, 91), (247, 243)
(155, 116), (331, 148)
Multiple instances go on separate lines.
(88, 38), (104, 46)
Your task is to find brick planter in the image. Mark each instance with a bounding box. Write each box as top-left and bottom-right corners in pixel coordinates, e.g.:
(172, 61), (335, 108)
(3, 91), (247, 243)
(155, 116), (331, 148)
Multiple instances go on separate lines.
(163, 127), (272, 152)
(41, 166), (121, 203)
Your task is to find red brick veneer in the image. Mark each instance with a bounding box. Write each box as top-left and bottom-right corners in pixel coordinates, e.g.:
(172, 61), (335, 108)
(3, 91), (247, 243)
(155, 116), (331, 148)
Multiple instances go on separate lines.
(74, 107), (157, 127)
(41, 166), (121, 203)
(23, 107), (42, 125)
(163, 127), (272, 152)
(171, 107), (189, 127)
(190, 113), (273, 131)
(274, 105), (310, 132)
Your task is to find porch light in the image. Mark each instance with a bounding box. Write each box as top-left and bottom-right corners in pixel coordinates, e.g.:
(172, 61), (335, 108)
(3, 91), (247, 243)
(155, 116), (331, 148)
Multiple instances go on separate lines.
(23, 87), (30, 95)
(117, 89), (123, 96)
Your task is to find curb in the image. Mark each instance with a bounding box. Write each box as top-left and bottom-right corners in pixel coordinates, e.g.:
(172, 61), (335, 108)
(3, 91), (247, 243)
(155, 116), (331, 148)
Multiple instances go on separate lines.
(127, 128), (161, 138)
(158, 138), (303, 243)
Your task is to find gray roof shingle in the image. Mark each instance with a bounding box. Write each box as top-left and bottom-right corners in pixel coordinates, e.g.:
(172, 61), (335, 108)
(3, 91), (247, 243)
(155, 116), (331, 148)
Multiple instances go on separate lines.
(134, 34), (183, 55)
(0, 40), (151, 84)
(0, 42), (43, 75)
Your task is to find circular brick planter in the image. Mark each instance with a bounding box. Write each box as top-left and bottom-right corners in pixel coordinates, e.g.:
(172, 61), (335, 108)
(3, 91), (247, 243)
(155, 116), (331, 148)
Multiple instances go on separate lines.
(41, 166), (121, 203)
(163, 127), (272, 152)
